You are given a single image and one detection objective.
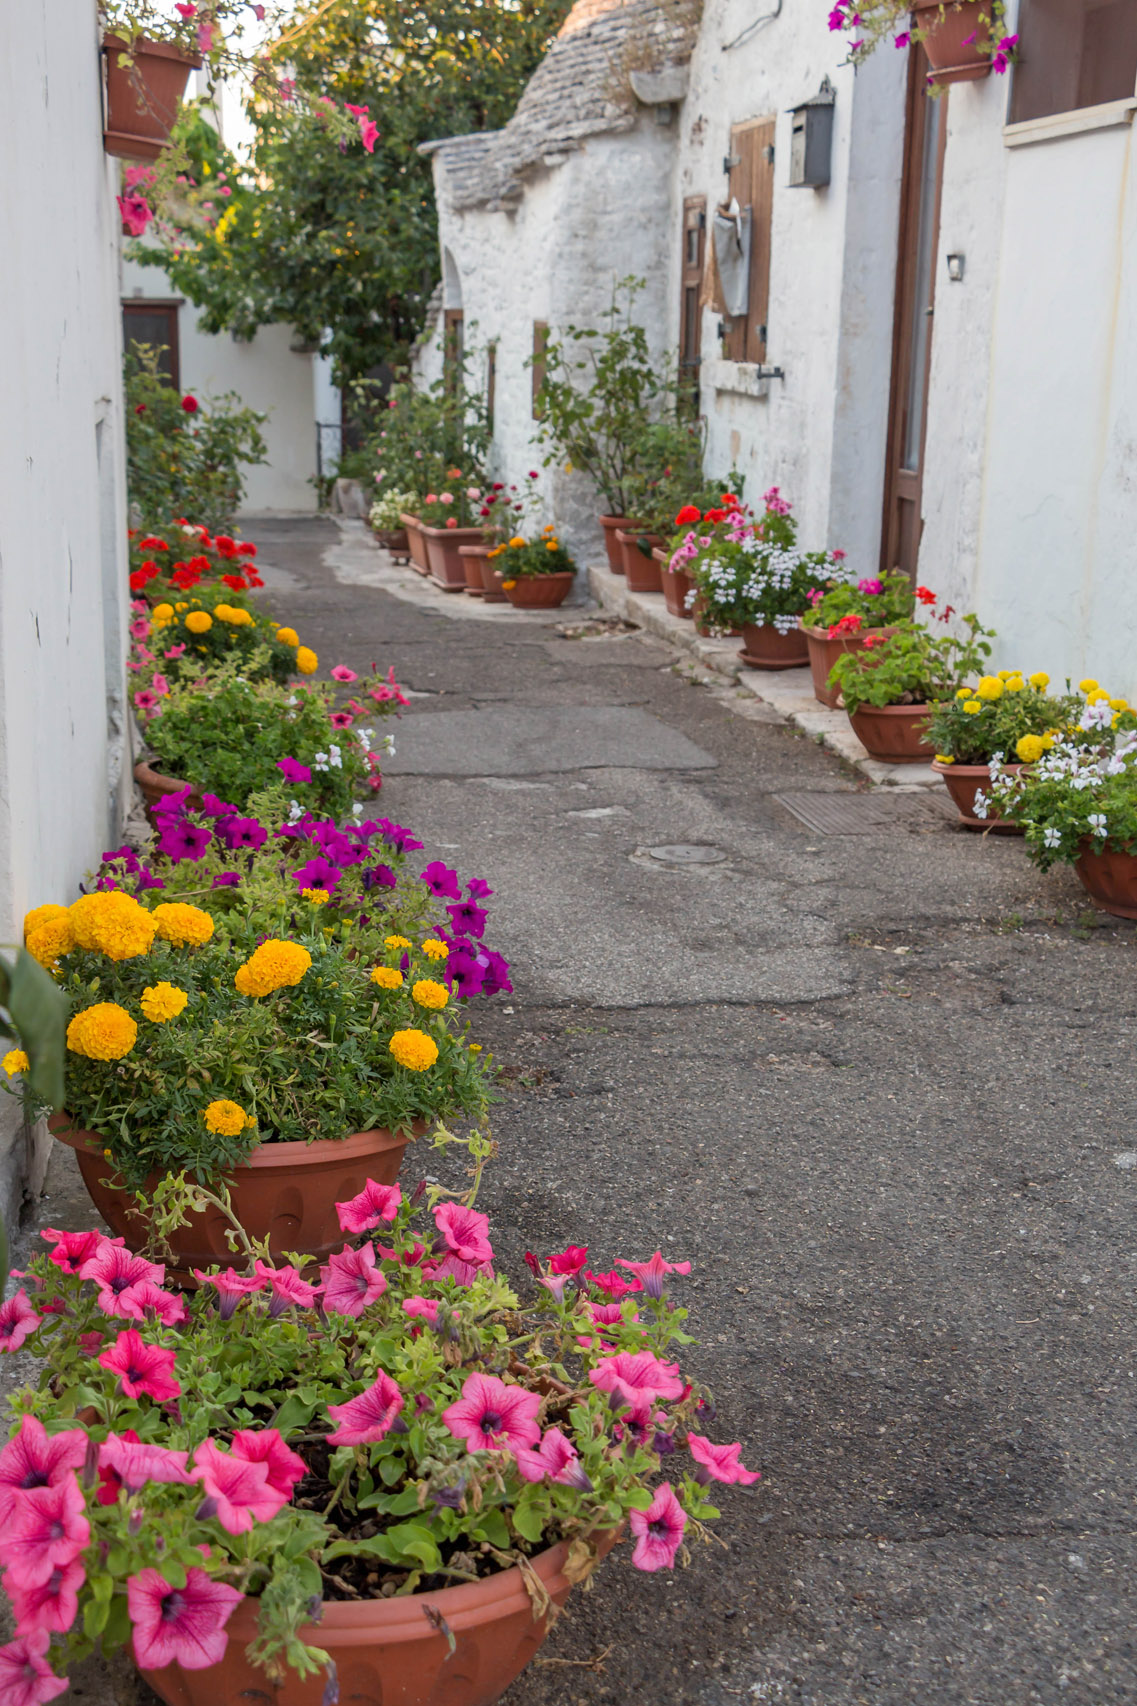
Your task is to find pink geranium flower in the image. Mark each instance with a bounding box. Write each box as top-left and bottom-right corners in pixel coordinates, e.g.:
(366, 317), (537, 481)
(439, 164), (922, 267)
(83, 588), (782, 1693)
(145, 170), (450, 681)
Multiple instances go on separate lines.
(0, 1631), (69, 1706)
(320, 1244), (387, 1317)
(614, 1251), (691, 1298)
(252, 1260), (321, 1316)
(128, 1567), (243, 1671)
(433, 1202), (493, 1285)
(228, 1430), (307, 1500)
(192, 1438), (290, 1533)
(80, 1243), (165, 1316)
(441, 1372), (541, 1454)
(326, 1370), (403, 1446)
(687, 1433), (761, 1486)
(0, 1476), (90, 1589)
(98, 1329), (181, 1402)
(515, 1426), (591, 1489)
(589, 1350), (684, 1408)
(0, 1416), (87, 1522)
(629, 1482), (686, 1571)
(335, 1178), (402, 1234)
(0, 1294), (41, 1354)
(99, 1434), (192, 1498)
(330, 665), (358, 683)
(402, 1296), (440, 1327)
(4, 1557), (85, 1635)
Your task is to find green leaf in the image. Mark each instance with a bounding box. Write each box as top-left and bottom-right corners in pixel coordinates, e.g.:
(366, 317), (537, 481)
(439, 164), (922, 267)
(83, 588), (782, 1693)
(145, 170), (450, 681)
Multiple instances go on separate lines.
(4, 948), (68, 1109)
(511, 1493), (545, 1545)
(472, 1508), (510, 1550)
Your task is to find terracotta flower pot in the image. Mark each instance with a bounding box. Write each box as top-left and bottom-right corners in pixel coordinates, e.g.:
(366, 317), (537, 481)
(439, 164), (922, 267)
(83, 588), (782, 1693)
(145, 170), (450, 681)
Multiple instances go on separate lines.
(932, 760), (1024, 833)
(847, 702), (935, 763)
(656, 552), (696, 621)
(399, 513), (430, 575)
(616, 529), (663, 593)
(599, 514), (631, 574)
(1073, 845), (1137, 920)
(496, 572), (575, 610)
(458, 543), (489, 597)
(738, 621), (809, 671)
(140, 1534), (617, 1706)
(373, 526), (409, 559)
(133, 758), (202, 814)
(912, 0), (992, 85)
(422, 523), (483, 592)
(802, 624), (898, 709)
(50, 1115), (416, 1284)
(103, 33), (202, 162)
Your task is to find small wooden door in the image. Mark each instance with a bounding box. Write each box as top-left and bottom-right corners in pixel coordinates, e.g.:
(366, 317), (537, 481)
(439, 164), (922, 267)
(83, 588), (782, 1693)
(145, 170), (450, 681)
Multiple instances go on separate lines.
(678, 196), (706, 406)
(880, 49), (946, 577)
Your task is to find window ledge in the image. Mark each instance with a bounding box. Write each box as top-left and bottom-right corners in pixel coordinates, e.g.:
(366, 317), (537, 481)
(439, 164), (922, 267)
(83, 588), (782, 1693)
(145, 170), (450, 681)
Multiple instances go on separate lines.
(709, 358), (771, 399)
(1004, 97), (1137, 148)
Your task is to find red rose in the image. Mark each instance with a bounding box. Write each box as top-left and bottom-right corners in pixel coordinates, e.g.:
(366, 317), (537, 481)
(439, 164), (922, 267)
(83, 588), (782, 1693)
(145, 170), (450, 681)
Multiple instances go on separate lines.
(181, 395), (199, 413)
(134, 404), (147, 415)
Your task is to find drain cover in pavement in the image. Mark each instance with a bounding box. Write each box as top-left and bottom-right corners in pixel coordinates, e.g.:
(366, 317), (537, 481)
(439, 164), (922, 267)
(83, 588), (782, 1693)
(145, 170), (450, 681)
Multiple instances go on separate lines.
(773, 791), (952, 835)
(645, 844), (728, 864)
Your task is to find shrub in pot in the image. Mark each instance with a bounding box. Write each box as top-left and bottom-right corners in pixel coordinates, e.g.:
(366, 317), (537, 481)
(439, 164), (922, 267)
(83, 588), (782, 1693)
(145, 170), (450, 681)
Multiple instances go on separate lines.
(368, 490), (417, 555)
(801, 570), (913, 707)
(0, 1188), (756, 1702)
(925, 668), (1078, 830)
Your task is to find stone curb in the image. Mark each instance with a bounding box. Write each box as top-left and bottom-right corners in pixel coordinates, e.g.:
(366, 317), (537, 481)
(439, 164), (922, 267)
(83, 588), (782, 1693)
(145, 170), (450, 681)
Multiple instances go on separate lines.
(587, 563), (943, 791)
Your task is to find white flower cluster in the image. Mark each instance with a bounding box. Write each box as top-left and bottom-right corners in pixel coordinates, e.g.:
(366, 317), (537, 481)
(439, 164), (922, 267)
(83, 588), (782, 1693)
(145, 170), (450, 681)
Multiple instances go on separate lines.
(313, 743), (343, 773)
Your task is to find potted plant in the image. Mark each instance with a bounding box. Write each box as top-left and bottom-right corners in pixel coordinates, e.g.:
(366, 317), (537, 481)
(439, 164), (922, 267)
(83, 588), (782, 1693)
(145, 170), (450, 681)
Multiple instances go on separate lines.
(418, 475), (493, 592)
(125, 351), (269, 534)
(801, 571), (913, 708)
(827, 0), (1017, 88)
(130, 595), (305, 693)
(488, 528), (577, 610)
(102, 29), (201, 161)
(129, 520), (265, 604)
(0, 1184), (756, 1706)
(829, 597), (994, 763)
(925, 669), (1078, 830)
(984, 684), (1137, 915)
(368, 490), (414, 558)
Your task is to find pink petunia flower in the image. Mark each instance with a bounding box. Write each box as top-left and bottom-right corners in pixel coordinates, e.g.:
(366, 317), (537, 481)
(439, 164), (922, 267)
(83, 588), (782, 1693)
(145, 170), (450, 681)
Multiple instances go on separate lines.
(548, 1244), (589, 1276)
(192, 1268), (266, 1320)
(0, 1294), (41, 1354)
(433, 1202), (493, 1286)
(589, 1302), (634, 1326)
(326, 1370), (403, 1446)
(98, 1329), (181, 1402)
(196, 20), (215, 52)
(127, 1567), (243, 1671)
(4, 1557), (85, 1636)
(335, 1177), (402, 1235)
(687, 1433), (761, 1486)
(0, 1476), (90, 1589)
(0, 1416), (87, 1522)
(320, 1244), (387, 1317)
(614, 1251), (691, 1299)
(115, 1279), (188, 1327)
(629, 1482), (686, 1571)
(191, 1438), (289, 1533)
(252, 1260), (321, 1316)
(514, 1426), (591, 1489)
(99, 1434), (192, 1498)
(402, 1296), (440, 1327)
(330, 665), (358, 683)
(589, 1350), (684, 1409)
(441, 1372), (541, 1454)
(359, 118), (379, 153)
(164, 643), (187, 660)
(0, 1631), (69, 1706)
(130, 618), (151, 640)
(585, 1268), (641, 1300)
(80, 1241), (165, 1315)
(329, 710), (354, 729)
(227, 1430), (307, 1499)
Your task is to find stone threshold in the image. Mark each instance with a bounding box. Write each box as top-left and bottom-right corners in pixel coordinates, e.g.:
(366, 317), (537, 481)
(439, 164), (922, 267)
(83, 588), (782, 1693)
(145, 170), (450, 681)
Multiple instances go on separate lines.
(587, 563), (943, 792)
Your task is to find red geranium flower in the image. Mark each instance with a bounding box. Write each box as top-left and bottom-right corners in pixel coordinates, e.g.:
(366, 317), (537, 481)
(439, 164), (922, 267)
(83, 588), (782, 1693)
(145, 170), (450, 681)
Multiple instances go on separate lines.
(674, 505), (701, 526)
(915, 585), (936, 605)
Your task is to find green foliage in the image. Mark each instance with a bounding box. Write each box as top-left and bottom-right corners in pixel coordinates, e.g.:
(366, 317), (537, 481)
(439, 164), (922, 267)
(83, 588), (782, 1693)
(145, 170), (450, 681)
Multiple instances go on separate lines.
(805, 569), (913, 634)
(986, 703), (1137, 866)
(830, 616), (994, 714)
(125, 347), (267, 532)
(140, 598), (302, 688)
(0, 950), (68, 1113)
(361, 368), (491, 500)
(622, 413), (709, 537)
(491, 528), (576, 579)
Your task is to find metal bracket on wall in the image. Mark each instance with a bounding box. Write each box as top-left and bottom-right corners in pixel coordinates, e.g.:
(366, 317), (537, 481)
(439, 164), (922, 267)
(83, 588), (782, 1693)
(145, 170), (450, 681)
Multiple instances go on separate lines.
(723, 153), (741, 173)
(754, 365), (785, 380)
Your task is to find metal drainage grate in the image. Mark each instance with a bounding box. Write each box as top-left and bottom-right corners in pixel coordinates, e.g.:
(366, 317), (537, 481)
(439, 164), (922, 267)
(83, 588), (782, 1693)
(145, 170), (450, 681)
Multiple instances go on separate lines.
(772, 790), (953, 836)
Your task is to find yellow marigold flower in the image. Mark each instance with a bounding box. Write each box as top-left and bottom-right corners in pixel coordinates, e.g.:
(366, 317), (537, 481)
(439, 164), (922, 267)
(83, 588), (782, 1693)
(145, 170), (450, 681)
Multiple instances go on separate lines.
(975, 676), (1003, 701)
(302, 888), (330, 905)
(1079, 678), (1099, 693)
(542, 523), (555, 534)
(276, 627), (299, 648)
(1042, 731), (1058, 749)
(231, 608), (254, 626)
(69, 892), (157, 961)
(997, 669), (1013, 681)
(185, 611), (212, 634)
(2, 1050), (29, 1077)
(296, 647), (318, 674)
(1029, 671), (1050, 690)
(955, 687), (974, 700)
(151, 902), (214, 948)
(203, 1098), (252, 1137)
(25, 917), (75, 970)
(140, 982), (189, 1023)
(152, 603), (174, 621)
(545, 541), (560, 551)
(213, 604), (236, 622)
(370, 965), (403, 989)
(411, 978), (449, 1011)
(23, 904), (68, 942)
(1110, 697), (1129, 711)
(385, 935), (411, 952)
(508, 536), (526, 548)
(421, 939), (449, 960)
(962, 700), (982, 715)
(388, 1029), (439, 1072)
(1087, 688), (1110, 704)
(234, 939), (312, 997)
(174, 602), (189, 613)
(67, 1003), (137, 1061)
(934, 754), (954, 765)
(1004, 676), (1025, 693)
(1015, 734), (1045, 764)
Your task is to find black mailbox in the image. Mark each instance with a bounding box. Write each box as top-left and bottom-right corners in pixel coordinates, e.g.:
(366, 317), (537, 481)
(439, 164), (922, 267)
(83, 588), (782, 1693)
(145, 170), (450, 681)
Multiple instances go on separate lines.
(788, 77), (835, 189)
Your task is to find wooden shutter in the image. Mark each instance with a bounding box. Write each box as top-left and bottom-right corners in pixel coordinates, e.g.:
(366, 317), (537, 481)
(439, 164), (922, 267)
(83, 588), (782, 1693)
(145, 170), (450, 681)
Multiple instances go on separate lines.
(443, 309), (464, 393)
(724, 118), (775, 365)
(532, 321), (548, 418)
(486, 341), (497, 435)
(678, 196), (706, 405)
(122, 300), (181, 388)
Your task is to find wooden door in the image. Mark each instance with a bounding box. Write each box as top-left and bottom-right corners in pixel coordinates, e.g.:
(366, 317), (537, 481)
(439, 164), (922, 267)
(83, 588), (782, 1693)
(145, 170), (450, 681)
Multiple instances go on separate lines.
(880, 49), (946, 577)
(678, 196), (706, 406)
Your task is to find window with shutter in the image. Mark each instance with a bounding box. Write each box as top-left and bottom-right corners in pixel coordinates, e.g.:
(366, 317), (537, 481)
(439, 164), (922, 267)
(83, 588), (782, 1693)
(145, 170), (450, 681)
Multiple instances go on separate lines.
(443, 309), (464, 395)
(678, 196), (706, 406)
(1010, 0), (1137, 123)
(532, 322), (548, 419)
(122, 301), (181, 388)
(723, 118), (775, 365)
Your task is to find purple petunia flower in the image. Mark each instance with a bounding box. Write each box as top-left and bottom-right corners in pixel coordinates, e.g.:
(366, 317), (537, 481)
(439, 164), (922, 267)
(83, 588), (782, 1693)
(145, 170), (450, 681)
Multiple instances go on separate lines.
(466, 878), (493, 900)
(212, 872), (242, 888)
(420, 861), (462, 901)
(136, 867), (165, 892)
(199, 794), (238, 818)
(293, 855), (342, 893)
(479, 949), (512, 996)
(446, 947), (486, 999)
(153, 786), (195, 821)
(446, 899), (487, 940)
(96, 876), (119, 891)
(219, 816), (267, 852)
(363, 864), (397, 890)
(277, 756), (312, 785)
(377, 818), (424, 854)
(156, 820), (213, 863)
(103, 845), (142, 875)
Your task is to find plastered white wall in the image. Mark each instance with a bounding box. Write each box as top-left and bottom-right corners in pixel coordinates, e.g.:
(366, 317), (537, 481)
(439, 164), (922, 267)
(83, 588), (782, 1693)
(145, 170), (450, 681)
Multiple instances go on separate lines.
(121, 257), (321, 513)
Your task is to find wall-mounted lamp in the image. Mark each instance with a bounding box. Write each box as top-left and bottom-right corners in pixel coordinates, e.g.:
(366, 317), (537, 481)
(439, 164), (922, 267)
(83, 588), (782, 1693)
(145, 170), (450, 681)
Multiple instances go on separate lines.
(946, 253), (965, 282)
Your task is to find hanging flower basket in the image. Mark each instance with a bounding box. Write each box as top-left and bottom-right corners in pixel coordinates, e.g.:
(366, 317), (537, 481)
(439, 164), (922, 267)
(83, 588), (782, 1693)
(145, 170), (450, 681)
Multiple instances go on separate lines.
(103, 34), (202, 162)
(912, 0), (992, 85)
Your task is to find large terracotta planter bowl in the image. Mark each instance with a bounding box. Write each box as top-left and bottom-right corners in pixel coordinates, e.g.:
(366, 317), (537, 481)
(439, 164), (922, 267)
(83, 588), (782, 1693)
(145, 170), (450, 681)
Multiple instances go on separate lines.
(739, 622), (809, 671)
(1074, 845), (1137, 919)
(496, 572), (575, 609)
(400, 513), (430, 574)
(912, 0), (992, 85)
(802, 624), (898, 709)
(423, 524), (484, 591)
(599, 514), (631, 573)
(50, 1115), (416, 1283)
(616, 529), (663, 593)
(103, 34), (201, 161)
(134, 758), (201, 814)
(932, 760), (1024, 833)
(848, 702), (934, 763)
(141, 1535), (617, 1706)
